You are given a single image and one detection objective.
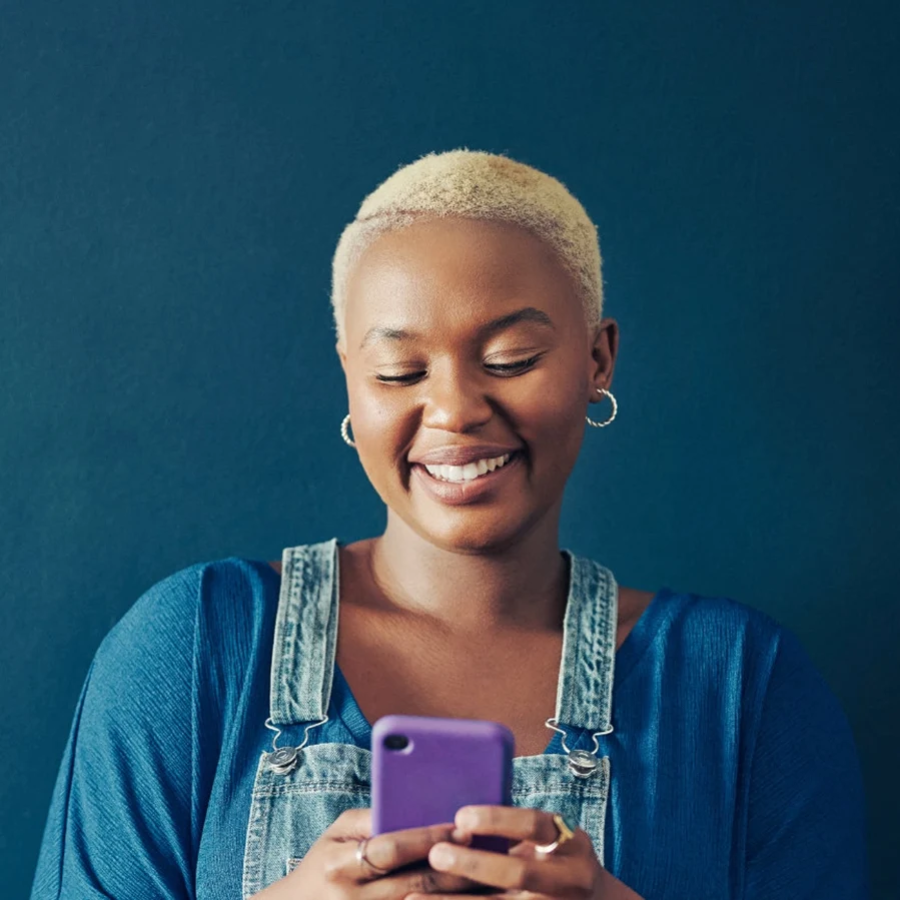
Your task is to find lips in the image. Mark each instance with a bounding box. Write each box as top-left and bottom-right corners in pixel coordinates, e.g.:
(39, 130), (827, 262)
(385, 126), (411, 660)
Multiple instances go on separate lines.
(410, 450), (524, 506)
(409, 444), (523, 467)
(423, 452), (512, 483)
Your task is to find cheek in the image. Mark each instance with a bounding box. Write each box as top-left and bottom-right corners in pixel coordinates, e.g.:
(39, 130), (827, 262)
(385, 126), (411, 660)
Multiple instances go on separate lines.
(521, 375), (588, 475)
(351, 389), (397, 436)
(522, 368), (586, 429)
(348, 387), (414, 475)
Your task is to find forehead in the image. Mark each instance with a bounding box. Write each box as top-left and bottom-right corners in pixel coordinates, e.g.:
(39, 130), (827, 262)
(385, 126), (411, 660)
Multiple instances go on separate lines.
(343, 217), (582, 345)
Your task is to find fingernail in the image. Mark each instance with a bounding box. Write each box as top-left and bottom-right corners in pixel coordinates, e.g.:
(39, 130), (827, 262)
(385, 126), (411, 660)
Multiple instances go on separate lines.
(430, 843), (454, 868)
(456, 808), (477, 830)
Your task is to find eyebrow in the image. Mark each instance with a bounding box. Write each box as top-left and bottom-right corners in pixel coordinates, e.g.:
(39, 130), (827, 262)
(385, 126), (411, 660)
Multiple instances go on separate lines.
(359, 306), (555, 350)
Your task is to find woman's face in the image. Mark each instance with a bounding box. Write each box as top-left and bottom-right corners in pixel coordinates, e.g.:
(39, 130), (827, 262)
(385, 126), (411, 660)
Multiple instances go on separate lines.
(337, 216), (618, 553)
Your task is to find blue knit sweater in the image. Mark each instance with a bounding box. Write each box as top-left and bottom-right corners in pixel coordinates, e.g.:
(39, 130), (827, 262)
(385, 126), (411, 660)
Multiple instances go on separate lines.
(30, 555), (869, 898)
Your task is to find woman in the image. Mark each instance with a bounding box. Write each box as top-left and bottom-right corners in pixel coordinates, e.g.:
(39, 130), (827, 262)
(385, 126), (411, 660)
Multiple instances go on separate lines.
(31, 150), (869, 899)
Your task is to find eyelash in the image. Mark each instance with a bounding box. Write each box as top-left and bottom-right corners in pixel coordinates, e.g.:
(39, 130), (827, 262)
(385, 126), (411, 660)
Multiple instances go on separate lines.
(375, 355), (541, 384)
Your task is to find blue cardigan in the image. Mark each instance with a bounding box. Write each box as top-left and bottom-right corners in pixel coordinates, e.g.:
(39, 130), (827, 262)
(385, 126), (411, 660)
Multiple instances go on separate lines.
(30, 556), (869, 898)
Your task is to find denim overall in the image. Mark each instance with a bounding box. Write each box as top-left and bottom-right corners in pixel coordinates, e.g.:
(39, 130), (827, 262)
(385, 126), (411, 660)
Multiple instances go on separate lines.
(241, 539), (617, 899)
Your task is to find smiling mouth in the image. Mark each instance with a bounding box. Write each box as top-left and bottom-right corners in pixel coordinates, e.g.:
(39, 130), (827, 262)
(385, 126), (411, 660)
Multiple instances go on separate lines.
(419, 451), (518, 483)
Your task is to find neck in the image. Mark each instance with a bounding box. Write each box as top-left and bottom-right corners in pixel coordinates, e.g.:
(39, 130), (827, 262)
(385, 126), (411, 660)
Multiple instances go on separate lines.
(364, 513), (569, 631)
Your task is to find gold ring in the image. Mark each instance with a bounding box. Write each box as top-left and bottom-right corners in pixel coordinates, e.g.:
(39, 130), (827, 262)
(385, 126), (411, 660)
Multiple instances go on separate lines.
(534, 813), (576, 855)
(355, 837), (391, 877)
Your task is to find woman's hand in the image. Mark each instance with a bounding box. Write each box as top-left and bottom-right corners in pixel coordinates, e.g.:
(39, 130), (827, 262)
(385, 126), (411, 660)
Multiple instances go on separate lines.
(250, 808), (480, 899)
(407, 806), (645, 900)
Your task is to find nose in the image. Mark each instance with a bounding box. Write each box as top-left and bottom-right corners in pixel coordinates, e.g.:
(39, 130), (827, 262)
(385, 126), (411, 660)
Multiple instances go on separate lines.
(421, 365), (494, 434)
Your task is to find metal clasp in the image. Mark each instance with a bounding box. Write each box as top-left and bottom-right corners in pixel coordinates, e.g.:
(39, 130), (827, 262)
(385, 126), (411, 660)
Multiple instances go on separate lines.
(545, 717), (613, 778)
(265, 715), (329, 775)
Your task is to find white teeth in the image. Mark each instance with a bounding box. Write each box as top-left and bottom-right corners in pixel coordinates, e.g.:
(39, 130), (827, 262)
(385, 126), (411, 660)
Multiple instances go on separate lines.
(423, 453), (512, 483)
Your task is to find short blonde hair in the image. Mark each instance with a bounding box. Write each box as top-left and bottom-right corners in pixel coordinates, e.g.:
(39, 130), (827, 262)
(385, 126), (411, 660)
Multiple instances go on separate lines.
(331, 149), (603, 346)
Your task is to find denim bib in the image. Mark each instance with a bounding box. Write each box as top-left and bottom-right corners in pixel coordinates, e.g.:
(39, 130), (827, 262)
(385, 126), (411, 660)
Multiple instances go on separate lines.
(241, 539), (618, 898)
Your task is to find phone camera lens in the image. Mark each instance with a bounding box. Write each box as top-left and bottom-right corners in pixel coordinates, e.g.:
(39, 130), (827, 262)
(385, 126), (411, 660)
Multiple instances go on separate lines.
(384, 734), (409, 751)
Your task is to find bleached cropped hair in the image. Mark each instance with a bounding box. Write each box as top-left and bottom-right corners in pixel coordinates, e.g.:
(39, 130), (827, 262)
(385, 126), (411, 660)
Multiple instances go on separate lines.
(331, 149), (604, 346)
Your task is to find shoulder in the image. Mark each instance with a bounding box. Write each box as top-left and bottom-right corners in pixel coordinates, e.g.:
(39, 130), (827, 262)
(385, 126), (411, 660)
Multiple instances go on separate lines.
(98, 556), (278, 659)
(643, 593), (867, 893)
(650, 588), (846, 734)
(87, 556), (281, 716)
(580, 552), (781, 650)
(33, 558), (283, 897)
(653, 587), (786, 664)
(621, 585), (810, 719)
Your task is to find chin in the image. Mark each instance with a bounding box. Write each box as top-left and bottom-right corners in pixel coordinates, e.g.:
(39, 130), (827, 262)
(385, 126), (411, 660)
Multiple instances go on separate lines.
(407, 507), (546, 556)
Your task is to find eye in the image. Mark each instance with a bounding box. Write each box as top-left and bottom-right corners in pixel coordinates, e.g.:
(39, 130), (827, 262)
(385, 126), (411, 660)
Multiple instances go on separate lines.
(373, 355), (541, 385)
(375, 372), (426, 384)
(485, 355), (541, 375)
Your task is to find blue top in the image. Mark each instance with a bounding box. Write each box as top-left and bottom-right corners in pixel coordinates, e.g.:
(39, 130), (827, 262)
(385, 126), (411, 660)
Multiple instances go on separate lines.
(30, 553), (870, 899)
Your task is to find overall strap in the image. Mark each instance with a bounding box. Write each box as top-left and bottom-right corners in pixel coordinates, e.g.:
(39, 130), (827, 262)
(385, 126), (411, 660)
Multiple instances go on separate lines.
(269, 538), (340, 726)
(267, 540), (617, 733)
(553, 551), (618, 735)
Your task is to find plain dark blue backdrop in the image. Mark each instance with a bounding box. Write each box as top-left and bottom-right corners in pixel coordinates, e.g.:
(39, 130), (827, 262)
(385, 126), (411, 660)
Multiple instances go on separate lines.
(2, 2), (897, 897)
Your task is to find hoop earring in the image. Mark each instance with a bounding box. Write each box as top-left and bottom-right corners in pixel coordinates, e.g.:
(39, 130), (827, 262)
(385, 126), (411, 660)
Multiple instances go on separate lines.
(340, 413), (356, 447)
(585, 387), (617, 428)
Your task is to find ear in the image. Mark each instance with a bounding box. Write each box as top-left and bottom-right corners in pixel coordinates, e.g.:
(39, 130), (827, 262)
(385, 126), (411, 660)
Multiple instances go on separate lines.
(336, 341), (348, 376)
(589, 318), (619, 396)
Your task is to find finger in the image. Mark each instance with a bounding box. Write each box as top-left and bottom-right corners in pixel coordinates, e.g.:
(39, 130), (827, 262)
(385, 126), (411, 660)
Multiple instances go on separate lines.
(347, 822), (459, 881)
(429, 841), (591, 895)
(324, 807), (373, 838)
(454, 806), (560, 846)
(510, 828), (593, 862)
(363, 867), (481, 898)
(405, 895), (549, 900)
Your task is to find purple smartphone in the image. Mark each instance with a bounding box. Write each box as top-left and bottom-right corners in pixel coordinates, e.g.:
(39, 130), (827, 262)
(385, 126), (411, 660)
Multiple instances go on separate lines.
(371, 714), (515, 852)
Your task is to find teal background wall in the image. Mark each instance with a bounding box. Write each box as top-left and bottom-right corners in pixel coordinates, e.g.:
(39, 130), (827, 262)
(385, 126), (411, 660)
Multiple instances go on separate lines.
(2, 2), (897, 897)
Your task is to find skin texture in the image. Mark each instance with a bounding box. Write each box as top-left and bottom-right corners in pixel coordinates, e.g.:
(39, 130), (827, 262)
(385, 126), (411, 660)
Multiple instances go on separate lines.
(339, 216), (605, 557)
(255, 217), (649, 899)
